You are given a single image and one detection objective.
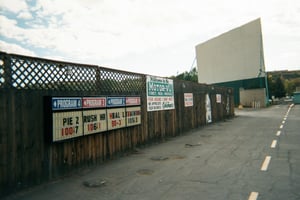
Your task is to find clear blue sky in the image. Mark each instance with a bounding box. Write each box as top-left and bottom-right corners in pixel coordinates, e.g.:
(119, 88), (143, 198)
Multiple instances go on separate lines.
(0, 0), (299, 77)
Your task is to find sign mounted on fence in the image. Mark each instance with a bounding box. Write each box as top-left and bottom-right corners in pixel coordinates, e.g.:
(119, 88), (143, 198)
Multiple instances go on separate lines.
(107, 97), (126, 107)
(126, 106), (141, 127)
(82, 97), (106, 108)
(184, 93), (193, 107)
(51, 97), (83, 141)
(107, 108), (126, 130)
(52, 97), (82, 110)
(205, 94), (212, 123)
(52, 111), (83, 141)
(126, 96), (141, 106)
(216, 94), (222, 103)
(83, 109), (107, 135)
(146, 75), (175, 111)
(48, 96), (141, 142)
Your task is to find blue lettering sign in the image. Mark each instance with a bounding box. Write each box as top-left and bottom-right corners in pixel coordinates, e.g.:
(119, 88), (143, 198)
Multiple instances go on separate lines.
(107, 97), (126, 107)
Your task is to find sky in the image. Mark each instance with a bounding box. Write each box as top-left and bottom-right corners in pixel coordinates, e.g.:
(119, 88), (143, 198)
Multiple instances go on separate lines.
(0, 0), (300, 77)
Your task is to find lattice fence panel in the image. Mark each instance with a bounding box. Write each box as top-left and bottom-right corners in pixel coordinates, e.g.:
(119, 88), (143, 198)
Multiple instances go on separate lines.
(97, 68), (146, 94)
(0, 52), (146, 94)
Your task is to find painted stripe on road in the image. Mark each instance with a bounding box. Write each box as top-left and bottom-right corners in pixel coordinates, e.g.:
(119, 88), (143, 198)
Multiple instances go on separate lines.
(282, 120), (285, 124)
(261, 156), (271, 171)
(280, 125), (283, 129)
(271, 140), (277, 148)
(248, 192), (259, 200)
(276, 130), (281, 136)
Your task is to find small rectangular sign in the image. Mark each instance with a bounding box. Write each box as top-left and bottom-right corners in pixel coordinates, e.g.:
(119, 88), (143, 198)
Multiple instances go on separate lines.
(107, 108), (126, 130)
(126, 97), (141, 106)
(83, 109), (107, 135)
(82, 97), (106, 108)
(52, 97), (82, 110)
(184, 93), (193, 107)
(147, 96), (175, 111)
(107, 97), (126, 107)
(216, 94), (222, 103)
(126, 106), (141, 127)
(52, 111), (83, 141)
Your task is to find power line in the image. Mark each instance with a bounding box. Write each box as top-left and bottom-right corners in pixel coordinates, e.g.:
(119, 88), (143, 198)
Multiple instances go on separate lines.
(189, 56), (196, 72)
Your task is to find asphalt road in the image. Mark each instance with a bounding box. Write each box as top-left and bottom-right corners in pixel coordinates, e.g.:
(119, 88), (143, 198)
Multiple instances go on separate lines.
(4, 104), (300, 200)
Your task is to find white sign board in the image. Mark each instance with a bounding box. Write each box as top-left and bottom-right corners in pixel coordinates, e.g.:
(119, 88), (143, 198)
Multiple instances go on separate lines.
(184, 93), (193, 107)
(83, 109), (107, 135)
(216, 94), (222, 103)
(52, 111), (83, 141)
(107, 108), (126, 130)
(126, 106), (141, 127)
(205, 94), (212, 123)
(146, 75), (175, 111)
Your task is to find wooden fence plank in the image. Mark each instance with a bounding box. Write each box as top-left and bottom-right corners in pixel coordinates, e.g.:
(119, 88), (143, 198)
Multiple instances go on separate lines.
(0, 53), (235, 197)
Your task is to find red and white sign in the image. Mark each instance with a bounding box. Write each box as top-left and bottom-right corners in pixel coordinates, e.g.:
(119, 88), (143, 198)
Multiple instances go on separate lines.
(126, 106), (141, 127)
(52, 111), (83, 142)
(184, 93), (193, 107)
(83, 109), (107, 135)
(107, 108), (126, 130)
(82, 97), (106, 108)
(126, 97), (141, 106)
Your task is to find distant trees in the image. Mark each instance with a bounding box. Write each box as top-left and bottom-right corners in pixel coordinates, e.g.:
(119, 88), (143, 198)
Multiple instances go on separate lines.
(172, 69), (300, 98)
(284, 78), (300, 96)
(171, 67), (198, 82)
(267, 71), (300, 98)
(274, 77), (286, 98)
(268, 76), (286, 98)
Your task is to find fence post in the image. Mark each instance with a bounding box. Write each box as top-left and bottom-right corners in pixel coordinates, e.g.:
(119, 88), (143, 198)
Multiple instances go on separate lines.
(96, 66), (101, 90)
(3, 53), (12, 89)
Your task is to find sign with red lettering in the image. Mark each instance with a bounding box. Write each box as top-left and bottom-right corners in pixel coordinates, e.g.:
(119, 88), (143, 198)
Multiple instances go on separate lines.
(52, 111), (83, 141)
(49, 95), (142, 142)
(83, 109), (107, 135)
(107, 108), (126, 130)
(82, 97), (106, 108)
(146, 75), (175, 111)
(126, 106), (141, 127)
(126, 97), (141, 106)
(184, 93), (193, 107)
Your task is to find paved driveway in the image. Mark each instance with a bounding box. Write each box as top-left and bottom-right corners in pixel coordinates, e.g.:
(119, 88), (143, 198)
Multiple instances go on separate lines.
(4, 104), (300, 200)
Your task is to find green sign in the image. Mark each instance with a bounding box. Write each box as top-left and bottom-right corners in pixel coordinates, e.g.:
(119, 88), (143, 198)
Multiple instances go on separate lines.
(146, 76), (175, 111)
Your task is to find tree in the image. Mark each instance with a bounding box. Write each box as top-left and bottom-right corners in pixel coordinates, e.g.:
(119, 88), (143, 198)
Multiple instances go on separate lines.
(284, 80), (296, 96)
(273, 77), (286, 98)
(172, 67), (198, 82)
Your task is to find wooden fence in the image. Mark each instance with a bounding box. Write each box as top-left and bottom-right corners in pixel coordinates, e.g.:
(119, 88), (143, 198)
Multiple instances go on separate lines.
(0, 52), (234, 197)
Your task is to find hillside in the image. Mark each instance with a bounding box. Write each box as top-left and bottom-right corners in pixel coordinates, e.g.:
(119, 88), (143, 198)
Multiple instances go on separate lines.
(267, 70), (300, 96)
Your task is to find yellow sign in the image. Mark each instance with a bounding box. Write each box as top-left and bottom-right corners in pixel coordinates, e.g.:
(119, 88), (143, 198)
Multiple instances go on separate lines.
(83, 109), (107, 135)
(107, 108), (126, 130)
(52, 111), (83, 141)
(126, 106), (141, 126)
